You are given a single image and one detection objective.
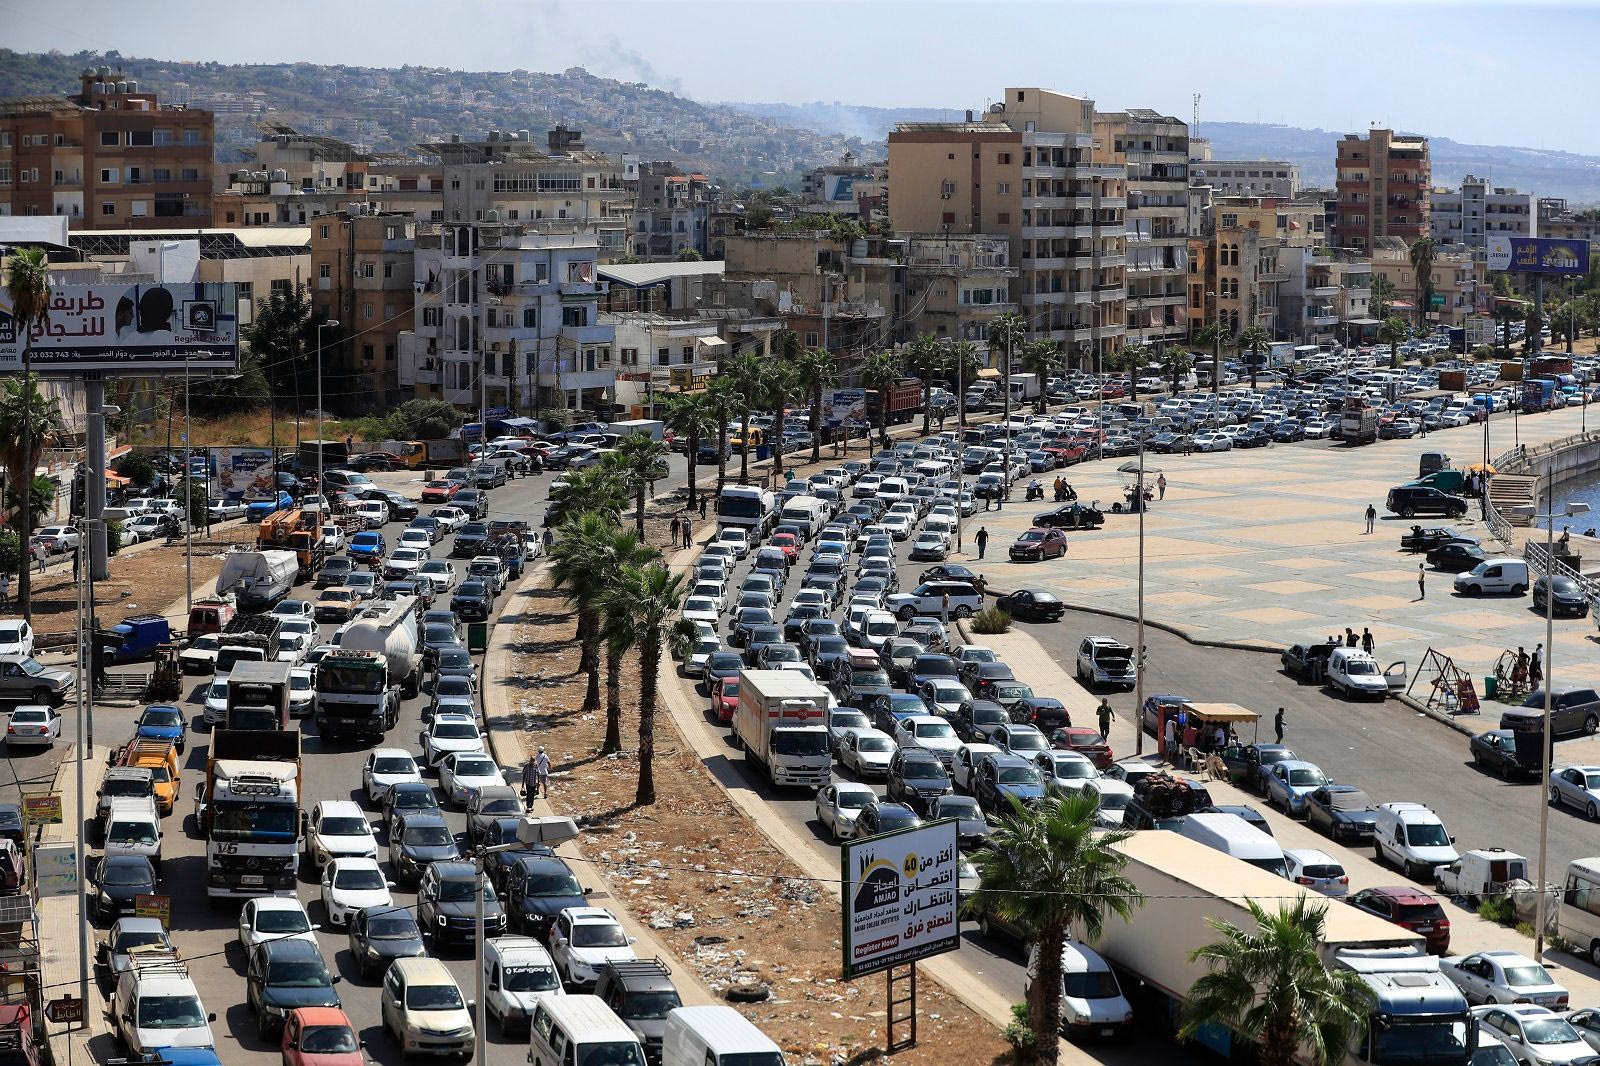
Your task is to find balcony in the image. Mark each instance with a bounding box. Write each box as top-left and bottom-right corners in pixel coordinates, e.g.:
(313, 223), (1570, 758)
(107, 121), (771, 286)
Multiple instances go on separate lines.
(1306, 284), (1340, 297)
(1259, 270), (1290, 283)
(1031, 256), (1066, 270)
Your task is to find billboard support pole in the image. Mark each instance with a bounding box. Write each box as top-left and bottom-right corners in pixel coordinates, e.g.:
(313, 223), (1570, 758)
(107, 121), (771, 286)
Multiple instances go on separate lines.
(85, 375), (109, 582)
(1534, 275), (1543, 356)
(886, 962), (917, 1053)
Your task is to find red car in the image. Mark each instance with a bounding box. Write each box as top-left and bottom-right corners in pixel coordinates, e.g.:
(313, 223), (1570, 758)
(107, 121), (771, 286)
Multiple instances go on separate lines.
(1009, 526), (1068, 562)
(1043, 444), (1086, 466)
(713, 675), (740, 724)
(282, 1006), (363, 1066)
(1346, 886), (1451, 954)
(1050, 726), (1113, 769)
(1099, 382), (1127, 399)
(420, 479), (462, 503)
(768, 532), (801, 563)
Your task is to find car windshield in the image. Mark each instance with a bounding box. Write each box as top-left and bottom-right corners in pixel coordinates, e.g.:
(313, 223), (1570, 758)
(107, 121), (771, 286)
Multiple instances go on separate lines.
(141, 709), (182, 727)
(108, 821), (158, 846)
(773, 731), (829, 756)
(622, 989), (682, 1019)
(938, 798), (981, 818)
(572, 922), (628, 948)
(832, 712), (869, 732)
(1503, 965), (1554, 988)
(300, 1025), (358, 1054)
(321, 817), (370, 836)
(451, 758), (495, 778)
(901, 760), (947, 782)
(1006, 732), (1046, 752)
(368, 915), (419, 939)
(856, 736), (894, 753)
(137, 995), (206, 1029)
(1345, 660), (1380, 675)
(1062, 971), (1121, 999)
(434, 723), (478, 740)
(501, 963), (561, 992)
(1097, 792), (1130, 811)
(114, 929), (167, 953)
(437, 878), (496, 903)
(255, 909), (311, 934)
(1524, 1019), (1581, 1044)
(404, 825), (453, 847)
(406, 984), (465, 1011)
(334, 866), (387, 890)
(1404, 823), (1450, 847)
(267, 960), (329, 988)
(998, 767), (1042, 785)
(1051, 758), (1095, 779)
(102, 862), (152, 886)
(1288, 768), (1326, 786)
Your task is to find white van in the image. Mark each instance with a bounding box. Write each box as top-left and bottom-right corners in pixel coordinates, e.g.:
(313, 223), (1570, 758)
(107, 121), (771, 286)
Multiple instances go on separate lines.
(1024, 942), (1135, 1038)
(1177, 812), (1287, 877)
(776, 496), (827, 541)
(1559, 857), (1600, 965)
(1326, 647), (1389, 701)
(1374, 802), (1458, 882)
(104, 796), (163, 875)
(528, 995), (645, 1066)
(1452, 558), (1530, 597)
(662, 1005), (785, 1066)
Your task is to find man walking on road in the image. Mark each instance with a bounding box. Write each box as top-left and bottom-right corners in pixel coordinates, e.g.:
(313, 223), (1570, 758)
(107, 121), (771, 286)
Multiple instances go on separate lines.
(669, 516), (681, 548)
(1417, 563), (1426, 601)
(1274, 707), (1286, 744)
(1365, 504), (1377, 534)
(1157, 473), (1168, 500)
(1361, 627), (1375, 655)
(975, 527), (989, 560)
(1097, 699), (1115, 739)
(0, 573), (9, 609)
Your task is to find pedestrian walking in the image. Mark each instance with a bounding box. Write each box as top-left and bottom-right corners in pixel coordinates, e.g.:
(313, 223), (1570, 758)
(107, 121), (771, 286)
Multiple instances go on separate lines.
(1345, 627), (1358, 647)
(681, 517), (693, 549)
(669, 516), (682, 547)
(1417, 563), (1425, 601)
(1361, 627), (1375, 655)
(1097, 698), (1115, 739)
(522, 756), (540, 805)
(698, 495), (708, 520)
(0, 573), (9, 608)
(1157, 473), (1168, 500)
(1274, 706), (1286, 744)
(72, 549), (80, 579)
(974, 574), (988, 599)
(941, 592), (951, 624)
(975, 527), (989, 560)
(1530, 643), (1544, 688)
(32, 541), (46, 574)
(1365, 503), (1377, 534)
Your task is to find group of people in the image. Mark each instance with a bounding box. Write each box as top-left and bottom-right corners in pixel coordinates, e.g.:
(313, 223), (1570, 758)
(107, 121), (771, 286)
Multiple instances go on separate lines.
(1161, 707), (1238, 761)
(667, 514), (696, 551)
(1506, 643), (1545, 693)
(1329, 627), (1377, 656)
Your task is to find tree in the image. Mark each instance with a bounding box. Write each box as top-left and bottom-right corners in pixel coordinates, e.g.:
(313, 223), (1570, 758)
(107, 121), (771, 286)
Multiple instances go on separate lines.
(988, 312), (1028, 404)
(661, 392), (716, 510)
(763, 360), (802, 482)
(189, 350), (271, 418)
(115, 453), (158, 490)
(591, 528), (658, 754)
(388, 398), (464, 441)
(1180, 896), (1375, 1066)
(1019, 340), (1059, 415)
(1105, 344), (1146, 401)
(3, 474), (55, 532)
(675, 248), (703, 262)
(1158, 344), (1194, 396)
(1370, 274), (1397, 320)
(1377, 316), (1410, 369)
(1494, 301), (1526, 355)
(1237, 326), (1272, 390)
(905, 334), (945, 436)
(948, 340), (985, 428)
(598, 562), (692, 805)
(860, 350), (903, 446)
(244, 283), (319, 417)
(704, 376), (738, 502)
(547, 464), (627, 527)
(794, 346), (839, 464)
(547, 512), (624, 723)
(1409, 237), (1437, 332)
(4, 246), (52, 616)
(612, 433), (669, 540)
(725, 351), (764, 484)
(1194, 320), (1226, 405)
(963, 791), (1142, 1065)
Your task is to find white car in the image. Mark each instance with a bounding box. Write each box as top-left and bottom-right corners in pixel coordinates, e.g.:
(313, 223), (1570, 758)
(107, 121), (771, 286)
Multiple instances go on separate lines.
(879, 513), (914, 541)
(838, 729), (897, 779)
(304, 800), (379, 871)
(275, 632), (311, 666)
(35, 526), (80, 553)
(1443, 951), (1568, 1008)
(1473, 1005), (1591, 1066)
(1034, 750), (1098, 792)
(482, 936), (565, 1030)
(547, 907), (637, 990)
(178, 634), (220, 675)
(321, 524), (348, 552)
(288, 667), (314, 719)
(364, 748), (422, 803)
(714, 527), (750, 559)
(1547, 765), (1600, 820)
(385, 547), (428, 577)
(1024, 942), (1135, 1037)
(1191, 431), (1233, 452)
(271, 599), (315, 622)
(320, 856), (395, 927)
(688, 583), (725, 613)
(417, 560), (457, 594)
(202, 679), (230, 725)
(397, 529), (433, 553)
(418, 712), (486, 767)
(354, 501), (389, 529)
(918, 678), (972, 718)
(237, 895), (318, 952)
(5, 705), (61, 747)
(1283, 848), (1349, 898)
(439, 751), (504, 807)
(681, 597), (720, 629)
(1089, 777), (1135, 827)
(0, 620), (34, 659)
(893, 715), (962, 765)
(430, 506), (468, 532)
(814, 782), (878, 842)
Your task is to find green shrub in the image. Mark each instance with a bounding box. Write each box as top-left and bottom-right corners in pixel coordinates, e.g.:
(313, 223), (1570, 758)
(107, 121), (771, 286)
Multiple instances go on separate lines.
(1003, 1003), (1035, 1052)
(970, 607), (1013, 634)
(1477, 896), (1515, 925)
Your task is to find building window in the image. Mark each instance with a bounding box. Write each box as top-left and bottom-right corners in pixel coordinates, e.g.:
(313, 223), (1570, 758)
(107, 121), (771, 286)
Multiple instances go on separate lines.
(562, 306), (589, 328)
(0, 166), (9, 187)
(361, 262), (375, 279)
(804, 332), (820, 348)
(522, 307), (536, 329)
(383, 262), (393, 279)
(996, 182), (1010, 195)
(101, 202), (116, 216)
(100, 130), (118, 146)
(100, 168), (119, 184)
(657, 348), (670, 366)
(318, 263), (331, 280)
(128, 130), (153, 147)
(942, 212), (955, 225)
(320, 224), (331, 240)
(130, 201), (147, 217)
(362, 343), (375, 364)
(363, 303), (374, 320)
(0, 133), (9, 148)
(997, 212), (1010, 225)
(183, 129), (202, 145)
(998, 153), (1012, 165)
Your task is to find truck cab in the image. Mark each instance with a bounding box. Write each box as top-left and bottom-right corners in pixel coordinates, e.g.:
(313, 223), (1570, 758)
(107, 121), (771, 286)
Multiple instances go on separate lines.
(106, 616), (174, 664)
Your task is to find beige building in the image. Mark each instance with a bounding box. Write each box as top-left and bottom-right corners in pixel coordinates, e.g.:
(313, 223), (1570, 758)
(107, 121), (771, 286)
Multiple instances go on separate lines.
(1370, 237), (1486, 328)
(1334, 128), (1430, 251)
(903, 233), (1017, 344)
(311, 208), (417, 412)
(1096, 109), (1190, 350)
(1200, 197), (1325, 338)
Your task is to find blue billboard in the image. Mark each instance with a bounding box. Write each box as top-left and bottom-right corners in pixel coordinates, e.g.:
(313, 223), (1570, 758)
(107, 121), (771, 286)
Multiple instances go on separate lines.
(1487, 236), (1590, 276)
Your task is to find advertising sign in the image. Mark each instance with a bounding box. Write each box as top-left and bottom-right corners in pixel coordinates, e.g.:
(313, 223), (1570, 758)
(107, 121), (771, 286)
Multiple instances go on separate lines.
(134, 894), (172, 928)
(1466, 315), (1497, 348)
(1487, 236), (1590, 276)
(840, 819), (960, 979)
(821, 388), (867, 427)
(22, 794), (61, 828)
(0, 283), (238, 374)
(32, 843), (79, 898)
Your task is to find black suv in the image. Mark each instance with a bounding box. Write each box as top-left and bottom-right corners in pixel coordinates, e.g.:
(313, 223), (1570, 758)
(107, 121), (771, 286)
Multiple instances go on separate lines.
(453, 489), (490, 520)
(246, 938), (341, 1037)
(594, 959), (681, 1061)
(1385, 486), (1467, 519)
(885, 748), (953, 816)
(418, 860), (506, 946)
(504, 854), (589, 937)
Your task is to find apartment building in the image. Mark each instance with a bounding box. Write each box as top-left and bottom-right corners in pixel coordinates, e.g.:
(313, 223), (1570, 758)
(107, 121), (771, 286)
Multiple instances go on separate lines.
(1538, 197), (1600, 246)
(398, 218), (613, 416)
(1097, 109), (1190, 350)
(1429, 175), (1536, 249)
(1196, 196), (1325, 339)
(1334, 128), (1430, 250)
(903, 233), (1017, 344)
(721, 230), (891, 353)
(630, 162), (711, 259)
(309, 208), (416, 412)
(0, 67), (214, 228)
(1278, 246), (1375, 345)
(1370, 236), (1486, 327)
(801, 152), (888, 205)
(1187, 160), (1300, 198)
(606, 311), (730, 411)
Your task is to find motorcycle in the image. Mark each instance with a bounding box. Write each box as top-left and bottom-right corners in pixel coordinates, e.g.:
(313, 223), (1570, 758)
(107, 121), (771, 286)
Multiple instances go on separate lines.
(1025, 480), (1045, 502)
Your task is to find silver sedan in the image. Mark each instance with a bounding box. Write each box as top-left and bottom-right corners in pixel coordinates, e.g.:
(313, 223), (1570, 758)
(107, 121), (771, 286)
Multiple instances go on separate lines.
(1549, 765), (1600, 820)
(814, 782), (878, 843)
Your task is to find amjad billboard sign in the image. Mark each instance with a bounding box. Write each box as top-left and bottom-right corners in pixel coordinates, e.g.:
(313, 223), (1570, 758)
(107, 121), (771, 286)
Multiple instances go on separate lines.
(840, 819), (960, 979)
(0, 282), (238, 374)
(1487, 236), (1590, 276)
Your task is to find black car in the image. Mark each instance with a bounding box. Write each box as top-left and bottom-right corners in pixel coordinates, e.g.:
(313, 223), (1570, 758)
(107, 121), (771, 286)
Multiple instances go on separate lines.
(996, 589), (1066, 621)
(959, 659), (1015, 693)
(741, 625), (785, 668)
(387, 812), (459, 885)
(246, 938), (341, 1037)
(347, 906), (426, 978)
(885, 749), (953, 816)
(1304, 784), (1379, 842)
(701, 651), (742, 688)
(1012, 696), (1070, 733)
(1401, 526), (1476, 554)
(853, 800), (921, 838)
(1032, 503), (1105, 530)
(1426, 542), (1490, 573)
(419, 860), (506, 947)
(1234, 429), (1272, 449)
(1386, 486), (1468, 519)
(953, 699), (1010, 743)
(1272, 422), (1305, 443)
(782, 606), (826, 644)
(383, 577), (434, 610)
(1533, 575), (1590, 618)
(452, 488), (490, 520)
(453, 521), (490, 556)
(383, 780), (443, 836)
(361, 487), (417, 522)
(1220, 743), (1298, 793)
(505, 855), (589, 937)
(450, 581), (492, 622)
(90, 853), (158, 923)
(1470, 729), (1532, 779)
(917, 564), (981, 587)
(872, 692), (932, 734)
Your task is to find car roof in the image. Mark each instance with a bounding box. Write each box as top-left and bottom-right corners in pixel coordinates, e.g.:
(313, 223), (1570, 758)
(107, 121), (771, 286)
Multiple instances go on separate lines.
(316, 799), (364, 817)
(253, 895), (309, 911)
(561, 906), (620, 924)
(1363, 885), (1437, 904)
(432, 712), (476, 726)
(429, 860), (476, 879)
(391, 956), (456, 983)
(985, 752), (1033, 768)
(260, 936), (322, 961)
(1285, 848), (1339, 865)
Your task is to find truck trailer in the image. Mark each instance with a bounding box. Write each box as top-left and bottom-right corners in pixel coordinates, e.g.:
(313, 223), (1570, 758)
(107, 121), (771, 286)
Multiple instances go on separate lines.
(224, 660), (292, 731)
(315, 596), (419, 740)
(216, 549), (299, 612)
(732, 670), (831, 789)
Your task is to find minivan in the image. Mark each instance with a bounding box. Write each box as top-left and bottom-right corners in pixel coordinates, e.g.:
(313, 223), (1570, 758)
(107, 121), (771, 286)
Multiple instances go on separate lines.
(1325, 647), (1389, 701)
(662, 1005), (784, 1066)
(1374, 802), (1458, 882)
(528, 995), (646, 1066)
(1177, 811), (1288, 877)
(1453, 558), (1529, 596)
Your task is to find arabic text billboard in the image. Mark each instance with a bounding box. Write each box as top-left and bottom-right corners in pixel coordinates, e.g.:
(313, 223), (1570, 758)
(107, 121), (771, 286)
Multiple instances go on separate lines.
(0, 282), (238, 373)
(840, 819), (960, 979)
(1487, 236), (1590, 276)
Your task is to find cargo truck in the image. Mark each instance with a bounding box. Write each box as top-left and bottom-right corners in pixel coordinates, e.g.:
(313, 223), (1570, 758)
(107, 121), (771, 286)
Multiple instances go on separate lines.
(1340, 397), (1379, 445)
(215, 549), (299, 612)
(195, 728), (302, 899)
(224, 660), (292, 732)
(1522, 378), (1558, 413)
(214, 614), (282, 686)
(732, 670), (831, 789)
(607, 418), (665, 442)
(1094, 833), (1472, 1066)
(314, 595), (419, 740)
(866, 380), (923, 426)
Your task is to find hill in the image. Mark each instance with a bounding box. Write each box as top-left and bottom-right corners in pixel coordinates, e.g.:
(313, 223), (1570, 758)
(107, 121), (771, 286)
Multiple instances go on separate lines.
(0, 49), (867, 186)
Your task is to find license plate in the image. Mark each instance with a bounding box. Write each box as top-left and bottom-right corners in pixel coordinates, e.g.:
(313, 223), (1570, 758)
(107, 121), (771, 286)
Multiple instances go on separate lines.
(240, 874), (264, 886)
(1415, 924), (1433, 933)
(1101, 1029), (1114, 1038)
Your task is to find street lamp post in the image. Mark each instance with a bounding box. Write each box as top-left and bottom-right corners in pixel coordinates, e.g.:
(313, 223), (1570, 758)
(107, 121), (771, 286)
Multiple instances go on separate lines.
(1119, 457), (1155, 756)
(316, 320), (340, 497)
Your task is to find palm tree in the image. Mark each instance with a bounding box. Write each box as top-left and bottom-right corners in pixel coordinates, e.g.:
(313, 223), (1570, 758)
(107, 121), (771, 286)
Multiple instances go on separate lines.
(948, 339), (984, 429)
(546, 513), (621, 717)
(1370, 273), (1397, 320)
(859, 350), (903, 448)
(613, 433), (669, 540)
(660, 392), (715, 512)
(1158, 344), (1193, 396)
(795, 346), (839, 464)
(1237, 326), (1272, 390)
(592, 529), (659, 754)
(547, 464), (627, 527)
(763, 361), (802, 482)
(1409, 237), (1437, 332)
(1180, 896), (1375, 1066)
(4, 247), (52, 615)
(598, 562), (692, 805)
(988, 311), (1028, 418)
(1493, 302), (1525, 356)
(905, 334), (944, 435)
(725, 350), (764, 484)
(1019, 340), (1059, 415)
(1377, 316), (1410, 369)
(963, 791), (1142, 1065)
(704, 375), (737, 503)
(1105, 344), (1146, 401)
(1193, 320), (1225, 405)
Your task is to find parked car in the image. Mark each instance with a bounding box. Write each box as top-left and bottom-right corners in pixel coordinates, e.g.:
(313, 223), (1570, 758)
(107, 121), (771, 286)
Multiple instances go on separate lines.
(1469, 730), (1533, 779)
(994, 589), (1066, 622)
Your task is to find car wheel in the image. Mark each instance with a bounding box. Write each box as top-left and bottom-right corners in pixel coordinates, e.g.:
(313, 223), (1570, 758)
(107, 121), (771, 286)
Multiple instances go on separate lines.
(1590, 940), (1600, 967)
(1590, 801), (1599, 822)
(955, 605), (972, 619)
(1585, 715), (1599, 737)
(1400, 507), (1414, 518)
(1512, 585), (1527, 596)
(31, 688), (51, 705)
(979, 913), (995, 939)
(1375, 843), (1387, 866)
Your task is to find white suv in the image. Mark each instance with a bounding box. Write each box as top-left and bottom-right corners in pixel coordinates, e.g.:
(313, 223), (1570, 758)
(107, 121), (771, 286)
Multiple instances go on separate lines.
(1076, 637), (1137, 690)
(113, 949), (216, 1056)
(885, 581), (982, 622)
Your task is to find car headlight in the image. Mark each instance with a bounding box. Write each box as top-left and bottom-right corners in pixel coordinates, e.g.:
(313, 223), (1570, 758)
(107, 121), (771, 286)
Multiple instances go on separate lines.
(438, 914), (449, 927)
(264, 1003), (285, 1017)
(367, 946), (381, 958)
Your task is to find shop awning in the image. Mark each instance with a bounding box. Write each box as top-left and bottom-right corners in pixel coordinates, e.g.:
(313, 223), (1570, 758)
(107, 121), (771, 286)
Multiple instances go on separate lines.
(1185, 702), (1259, 724)
(498, 416), (537, 429)
(1345, 317), (1381, 327)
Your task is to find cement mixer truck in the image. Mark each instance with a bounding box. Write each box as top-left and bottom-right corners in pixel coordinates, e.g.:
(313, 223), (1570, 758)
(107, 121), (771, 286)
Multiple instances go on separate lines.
(314, 596), (419, 741)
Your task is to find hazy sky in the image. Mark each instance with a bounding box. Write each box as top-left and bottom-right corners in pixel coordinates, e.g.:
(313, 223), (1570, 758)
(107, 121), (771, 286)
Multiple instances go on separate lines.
(6, 0), (1598, 153)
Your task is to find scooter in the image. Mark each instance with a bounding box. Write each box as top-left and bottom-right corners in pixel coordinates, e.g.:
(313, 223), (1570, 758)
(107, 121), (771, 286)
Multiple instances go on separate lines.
(1025, 480), (1045, 502)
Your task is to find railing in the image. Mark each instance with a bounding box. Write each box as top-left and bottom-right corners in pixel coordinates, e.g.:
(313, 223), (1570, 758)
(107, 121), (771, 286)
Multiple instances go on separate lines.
(1524, 540), (1600, 609)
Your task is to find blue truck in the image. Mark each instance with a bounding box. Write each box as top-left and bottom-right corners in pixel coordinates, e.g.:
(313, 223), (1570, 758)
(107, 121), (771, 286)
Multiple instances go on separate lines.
(1522, 378), (1558, 413)
(104, 615), (174, 664)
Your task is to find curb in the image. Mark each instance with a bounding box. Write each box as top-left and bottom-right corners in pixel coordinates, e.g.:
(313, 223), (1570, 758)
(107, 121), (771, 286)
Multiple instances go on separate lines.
(980, 583), (1282, 654)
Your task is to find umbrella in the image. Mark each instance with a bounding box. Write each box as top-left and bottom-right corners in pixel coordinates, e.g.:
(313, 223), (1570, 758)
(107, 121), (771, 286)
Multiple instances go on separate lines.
(1466, 462), (1497, 474)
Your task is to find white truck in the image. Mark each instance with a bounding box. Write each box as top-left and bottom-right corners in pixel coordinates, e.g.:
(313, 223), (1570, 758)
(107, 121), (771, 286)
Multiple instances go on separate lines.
(715, 484), (776, 534)
(216, 549), (299, 612)
(1007, 373), (1041, 403)
(316, 596), (419, 740)
(195, 729), (302, 899)
(732, 670), (831, 789)
(607, 418), (665, 442)
(1435, 848), (1529, 905)
(1094, 832), (1473, 1066)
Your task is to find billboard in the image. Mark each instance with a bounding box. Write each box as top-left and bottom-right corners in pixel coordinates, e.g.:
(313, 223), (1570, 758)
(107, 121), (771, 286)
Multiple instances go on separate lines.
(821, 388), (867, 427)
(1487, 236), (1590, 276)
(840, 819), (960, 979)
(0, 282), (238, 374)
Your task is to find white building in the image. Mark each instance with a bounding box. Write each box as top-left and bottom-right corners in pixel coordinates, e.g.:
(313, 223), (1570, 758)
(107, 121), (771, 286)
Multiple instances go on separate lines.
(398, 218), (614, 416)
(1187, 161), (1300, 197)
(1431, 175), (1536, 250)
(604, 311), (729, 415)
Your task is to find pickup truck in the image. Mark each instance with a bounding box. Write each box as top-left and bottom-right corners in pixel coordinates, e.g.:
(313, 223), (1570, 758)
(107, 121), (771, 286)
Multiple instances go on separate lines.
(1434, 848), (1528, 905)
(1280, 641), (1337, 683)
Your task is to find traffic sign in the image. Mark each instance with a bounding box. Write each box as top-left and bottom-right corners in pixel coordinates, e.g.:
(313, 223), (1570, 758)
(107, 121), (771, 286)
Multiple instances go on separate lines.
(134, 894), (171, 928)
(22, 793), (60, 827)
(44, 995), (84, 1024)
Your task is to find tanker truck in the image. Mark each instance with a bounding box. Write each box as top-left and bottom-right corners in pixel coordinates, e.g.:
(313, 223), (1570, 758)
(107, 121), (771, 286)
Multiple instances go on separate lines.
(314, 596), (419, 741)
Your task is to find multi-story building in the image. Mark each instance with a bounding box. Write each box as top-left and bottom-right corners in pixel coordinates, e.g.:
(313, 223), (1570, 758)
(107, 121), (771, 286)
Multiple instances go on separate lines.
(310, 208), (417, 412)
(398, 218), (613, 416)
(1198, 196), (1325, 339)
(801, 152), (888, 205)
(629, 162), (711, 259)
(605, 311), (730, 412)
(1334, 128), (1430, 251)
(1370, 236), (1486, 328)
(721, 230), (890, 353)
(903, 233), (1017, 344)
(1187, 160), (1300, 198)
(0, 67), (214, 228)
(1278, 246), (1374, 346)
(1430, 175), (1536, 250)
(1538, 197), (1600, 246)
(1097, 109), (1190, 350)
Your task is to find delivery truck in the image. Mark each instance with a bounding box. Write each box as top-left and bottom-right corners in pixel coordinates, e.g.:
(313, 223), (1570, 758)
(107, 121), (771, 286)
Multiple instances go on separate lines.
(215, 549), (299, 612)
(732, 670), (831, 789)
(224, 660), (292, 731)
(1094, 832), (1472, 1065)
(1339, 397), (1379, 445)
